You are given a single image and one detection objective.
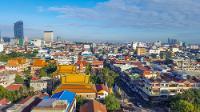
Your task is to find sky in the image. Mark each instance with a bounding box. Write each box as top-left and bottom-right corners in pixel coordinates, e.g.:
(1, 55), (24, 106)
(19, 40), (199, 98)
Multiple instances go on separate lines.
(0, 0), (200, 43)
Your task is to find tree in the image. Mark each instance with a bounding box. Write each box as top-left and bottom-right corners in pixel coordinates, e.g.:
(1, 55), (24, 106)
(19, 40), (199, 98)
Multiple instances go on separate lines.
(39, 68), (47, 77)
(90, 75), (102, 84)
(170, 89), (200, 112)
(171, 100), (194, 112)
(76, 96), (87, 111)
(104, 94), (120, 111)
(15, 75), (24, 84)
(101, 68), (119, 88)
(46, 63), (57, 75)
(85, 64), (92, 75)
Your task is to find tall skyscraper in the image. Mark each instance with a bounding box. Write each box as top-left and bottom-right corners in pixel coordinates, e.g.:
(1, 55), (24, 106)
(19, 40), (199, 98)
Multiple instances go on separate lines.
(44, 31), (54, 44)
(14, 21), (24, 39)
(14, 21), (24, 46)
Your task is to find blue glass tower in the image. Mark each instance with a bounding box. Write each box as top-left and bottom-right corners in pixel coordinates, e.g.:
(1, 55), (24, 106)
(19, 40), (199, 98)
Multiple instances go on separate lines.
(14, 21), (24, 46)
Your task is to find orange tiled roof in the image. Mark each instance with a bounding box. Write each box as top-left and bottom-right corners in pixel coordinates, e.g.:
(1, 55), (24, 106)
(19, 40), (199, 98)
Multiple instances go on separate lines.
(7, 58), (27, 67)
(7, 60), (19, 67)
(16, 58), (27, 64)
(76, 60), (87, 66)
(80, 100), (107, 112)
(32, 59), (47, 67)
(6, 84), (23, 91)
(54, 84), (97, 93)
(92, 61), (103, 66)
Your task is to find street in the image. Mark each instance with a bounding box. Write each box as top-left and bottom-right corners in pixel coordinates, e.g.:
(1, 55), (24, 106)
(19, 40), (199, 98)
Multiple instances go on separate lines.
(116, 77), (168, 112)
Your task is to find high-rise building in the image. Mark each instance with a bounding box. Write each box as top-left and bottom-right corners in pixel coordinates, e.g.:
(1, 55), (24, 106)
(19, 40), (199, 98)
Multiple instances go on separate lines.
(168, 38), (178, 45)
(14, 21), (24, 39)
(14, 21), (24, 46)
(44, 31), (54, 45)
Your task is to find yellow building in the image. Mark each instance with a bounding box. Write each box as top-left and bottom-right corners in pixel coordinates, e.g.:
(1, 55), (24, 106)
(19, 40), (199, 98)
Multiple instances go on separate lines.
(57, 65), (77, 74)
(53, 65), (77, 78)
(61, 73), (89, 84)
(136, 47), (147, 56)
(55, 73), (97, 99)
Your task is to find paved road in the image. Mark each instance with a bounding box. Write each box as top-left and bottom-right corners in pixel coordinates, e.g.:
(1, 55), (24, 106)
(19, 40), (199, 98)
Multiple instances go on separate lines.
(116, 78), (150, 106)
(116, 77), (168, 112)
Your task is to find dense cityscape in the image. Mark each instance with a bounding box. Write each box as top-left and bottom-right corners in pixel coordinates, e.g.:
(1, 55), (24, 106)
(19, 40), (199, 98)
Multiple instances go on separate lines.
(0, 0), (200, 112)
(0, 20), (199, 112)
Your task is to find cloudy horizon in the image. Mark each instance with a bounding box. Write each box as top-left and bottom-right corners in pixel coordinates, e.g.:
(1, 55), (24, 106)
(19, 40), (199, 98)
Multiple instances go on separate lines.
(0, 0), (200, 43)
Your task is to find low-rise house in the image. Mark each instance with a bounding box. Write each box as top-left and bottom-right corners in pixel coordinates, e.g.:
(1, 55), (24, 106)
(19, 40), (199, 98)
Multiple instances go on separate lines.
(0, 98), (11, 106)
(139, 74), (200, 101)
(173, 58), (200, 72)
(7, 95), (41, 112)
(32, 90), (76, 112)
(131, 66), (158, 79)
(113, 64), (136, 72)
(149, 49), (160, 55)
(96, 84), (109, 99)
(91, 61), (103, 70)
(30, 80), (48, 92)
(0, 66), (5, 73)
(80, 100), (107, 112)
(76, 60), (87, 73)
(0, 74), (15, 87)
(31, 59), (47, 74)
(6, 84), (23, 91)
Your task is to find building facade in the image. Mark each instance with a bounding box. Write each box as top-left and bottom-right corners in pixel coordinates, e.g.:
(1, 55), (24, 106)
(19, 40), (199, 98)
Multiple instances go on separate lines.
(14, 21), (24, 46)
(44, 31), (53, 46)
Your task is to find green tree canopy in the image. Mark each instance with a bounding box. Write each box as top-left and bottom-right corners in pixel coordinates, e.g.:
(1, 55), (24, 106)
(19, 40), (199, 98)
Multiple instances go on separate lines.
(170, 89), (200, 112)
(39, 68), (47, 77)
(104, 94), (120, 111)
(90, 75), (102, 84)
(85, 63), (92, 75)
(15, 75), (24, 84)
(76, 96), (87, 111)
(171, 100), (194, 112)
(102, 67), (119, 88)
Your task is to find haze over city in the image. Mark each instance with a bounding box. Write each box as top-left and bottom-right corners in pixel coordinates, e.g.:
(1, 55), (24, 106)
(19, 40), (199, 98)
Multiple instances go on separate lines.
(0, 0), (200, 43)
(0, 0), (200, 112)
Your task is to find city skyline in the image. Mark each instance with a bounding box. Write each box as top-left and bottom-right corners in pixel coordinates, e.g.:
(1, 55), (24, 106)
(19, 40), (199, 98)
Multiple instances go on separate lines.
(0, 0), (200, 43)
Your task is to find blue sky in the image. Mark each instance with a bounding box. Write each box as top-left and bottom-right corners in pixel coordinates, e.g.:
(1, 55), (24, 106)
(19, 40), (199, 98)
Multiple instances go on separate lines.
(0, 0), (200, 43)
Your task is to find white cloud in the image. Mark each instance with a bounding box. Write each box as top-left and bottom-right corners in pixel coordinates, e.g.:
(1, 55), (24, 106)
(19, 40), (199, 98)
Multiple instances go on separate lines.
(47, 0), (200, 29)
(37, 6), (45, 12)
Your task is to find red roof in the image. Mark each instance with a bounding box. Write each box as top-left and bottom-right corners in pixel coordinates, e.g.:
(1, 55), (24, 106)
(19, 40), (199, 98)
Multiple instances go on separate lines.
(130, 61), (143, 67)
(31, 76), (39, 81)
(0, 98), (10, 105)
(138, 66), (150, 71)
(80, 100), (107, 112)
(0, 66), (5, 70)
(92, 61), (103, 66)
(76, 60), (87, 66)
(6, 84), (23, 91)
